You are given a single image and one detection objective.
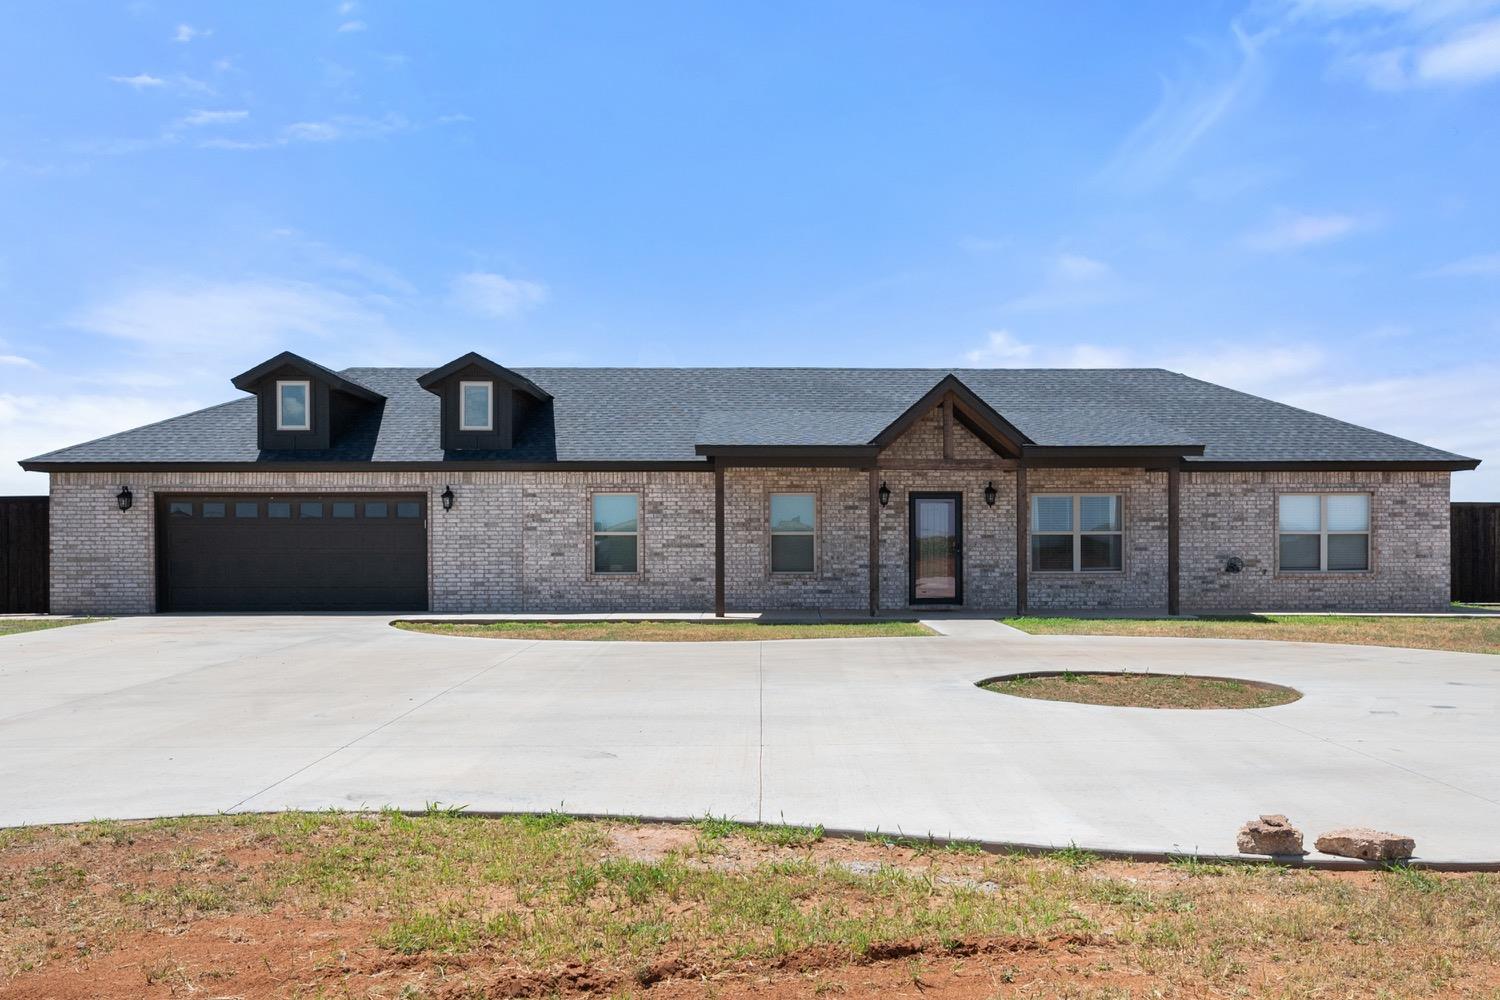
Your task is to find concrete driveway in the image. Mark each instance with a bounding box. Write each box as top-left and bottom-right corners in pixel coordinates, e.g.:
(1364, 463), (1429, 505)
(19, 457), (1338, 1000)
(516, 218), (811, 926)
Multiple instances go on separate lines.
(2, 615), (1498, 862)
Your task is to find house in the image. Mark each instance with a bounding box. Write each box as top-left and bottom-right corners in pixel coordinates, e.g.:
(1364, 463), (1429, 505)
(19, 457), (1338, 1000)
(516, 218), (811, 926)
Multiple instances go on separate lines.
(20, 351), (1479, 616)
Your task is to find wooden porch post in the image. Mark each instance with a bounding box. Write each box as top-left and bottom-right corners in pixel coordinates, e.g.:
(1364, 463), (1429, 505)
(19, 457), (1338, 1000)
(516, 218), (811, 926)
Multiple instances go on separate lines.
(1014, 462), (1027, 616)
(868, 468), (881, 617)
(1167, 463), (1181, 616)
(714, 461), (726, 617)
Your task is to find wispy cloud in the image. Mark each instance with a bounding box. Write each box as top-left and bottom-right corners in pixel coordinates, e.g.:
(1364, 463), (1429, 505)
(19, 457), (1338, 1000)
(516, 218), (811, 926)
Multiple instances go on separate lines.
(198, 113), (409, 150)
(178, 109), (249, 128)
(71, 278), (393, 352)
(337, 19), (367, 33)
(1418, 17), (1500, 82)
(1428, 252), (1500, 277)
(449, 272), (549, 319)
(1284, 0), (1500, 89)
(964, 330), (1131, 368)
(110, 73), (165, 89)
(0, 354), (39, 368)
(173, 23), (211, 43)
(1240, 210), (1368, 251)
(1097, 22), (1267, 191)
(1001, 253), (1133, 312)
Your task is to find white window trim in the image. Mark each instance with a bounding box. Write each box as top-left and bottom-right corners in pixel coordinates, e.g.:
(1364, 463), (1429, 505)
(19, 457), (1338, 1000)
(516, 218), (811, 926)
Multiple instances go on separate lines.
(1277, 492), (1372, 573)
(276, 380), (311, 431)
(459, 380), (494, 431)
(591, 491), (640, 575)
(1030, 493), (1124, 573)
(769, 491), (817, 575)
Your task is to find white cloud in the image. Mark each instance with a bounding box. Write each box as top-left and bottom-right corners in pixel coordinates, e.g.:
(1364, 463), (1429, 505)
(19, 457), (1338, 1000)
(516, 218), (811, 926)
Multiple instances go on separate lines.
(450, 272), (549, 319)
(199, 113), (408, 150)
(1429, 252), (1500, 276)
(0, 354), (38, 368)
(1001, 253), (1131, 312)
(178, 109), (249, 128)
(963, 330), (1131, 368)
(173, 23), (211, 43)
(338, 19), (367, 32)
(110, 73), (165, 89)
(1241, 211), (1367, 251)
(71, 278), (392, 352)
(1097, 22), (1266, 191)
(1418, 18), (1500, 81)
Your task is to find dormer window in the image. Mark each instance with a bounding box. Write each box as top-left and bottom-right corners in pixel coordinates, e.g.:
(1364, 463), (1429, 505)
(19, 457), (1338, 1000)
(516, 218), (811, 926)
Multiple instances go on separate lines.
(460, 381), (493, 431)
(276, 380), (311, 431)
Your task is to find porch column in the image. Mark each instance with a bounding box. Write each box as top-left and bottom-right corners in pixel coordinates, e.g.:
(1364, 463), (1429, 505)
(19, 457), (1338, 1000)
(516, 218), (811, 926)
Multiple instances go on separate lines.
(714, 461), (726, 617)
(867, 468), (881, 617)
(1167, 463), (1181, 616)
(1014, 462), (1027, 616)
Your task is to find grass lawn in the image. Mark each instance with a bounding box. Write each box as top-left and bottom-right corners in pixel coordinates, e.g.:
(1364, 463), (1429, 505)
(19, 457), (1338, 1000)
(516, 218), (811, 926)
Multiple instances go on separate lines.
(0, 617), (104, 638)
(395, 619), (936, 641)
(3, 812), (1499, 998)
(1003, 614), (1500, 655)
(983, 672), (1301, 709)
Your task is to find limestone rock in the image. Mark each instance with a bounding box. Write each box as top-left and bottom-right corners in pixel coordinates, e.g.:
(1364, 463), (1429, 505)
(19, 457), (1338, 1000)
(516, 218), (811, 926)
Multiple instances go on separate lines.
(1315, 828), (1415, 862)
(1236, 814), (1307, 856)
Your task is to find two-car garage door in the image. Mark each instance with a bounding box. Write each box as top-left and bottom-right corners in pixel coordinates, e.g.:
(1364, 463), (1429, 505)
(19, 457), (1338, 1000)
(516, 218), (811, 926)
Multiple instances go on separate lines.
(156, 494), (428, 612)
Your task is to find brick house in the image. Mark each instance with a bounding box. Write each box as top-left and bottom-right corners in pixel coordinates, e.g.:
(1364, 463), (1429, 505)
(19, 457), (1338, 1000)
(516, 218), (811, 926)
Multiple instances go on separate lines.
(21, 352), (1479, 615)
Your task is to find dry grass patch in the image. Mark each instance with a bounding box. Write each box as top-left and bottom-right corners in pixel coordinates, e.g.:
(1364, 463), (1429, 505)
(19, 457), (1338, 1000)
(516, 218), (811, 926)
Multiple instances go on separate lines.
(0, 617), (105, 638)
(1004, 613), (1500, 655)
(395, 619), (936, 641)
(982, 671), (1301, 709)
(3, 812), (1500, 997)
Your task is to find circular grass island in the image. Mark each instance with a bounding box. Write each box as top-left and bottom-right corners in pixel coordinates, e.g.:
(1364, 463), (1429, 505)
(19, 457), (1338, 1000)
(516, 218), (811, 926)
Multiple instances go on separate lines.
(979, 671), (1301, 710)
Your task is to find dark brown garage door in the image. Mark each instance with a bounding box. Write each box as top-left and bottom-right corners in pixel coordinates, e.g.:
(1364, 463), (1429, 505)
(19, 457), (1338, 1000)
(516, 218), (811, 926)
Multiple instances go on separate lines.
(157, 494), (428, 612)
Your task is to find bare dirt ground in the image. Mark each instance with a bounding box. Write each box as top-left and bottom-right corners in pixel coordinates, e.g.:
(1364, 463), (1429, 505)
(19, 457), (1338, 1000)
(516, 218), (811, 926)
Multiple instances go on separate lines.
(3, 812), (1498, 999)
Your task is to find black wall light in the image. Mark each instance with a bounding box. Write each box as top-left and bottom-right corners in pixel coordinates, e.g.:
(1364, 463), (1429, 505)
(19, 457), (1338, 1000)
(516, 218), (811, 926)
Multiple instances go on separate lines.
(441, 485), (455, 511)
(983, 481), (997, 507)
(116, 485), (133, 512)
(877, 482), (891, 506)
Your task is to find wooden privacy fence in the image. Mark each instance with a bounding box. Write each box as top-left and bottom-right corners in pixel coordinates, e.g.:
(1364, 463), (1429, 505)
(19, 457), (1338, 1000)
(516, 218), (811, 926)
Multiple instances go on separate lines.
(1452, 502), (1500, 603)
(0, 496), (48, 613)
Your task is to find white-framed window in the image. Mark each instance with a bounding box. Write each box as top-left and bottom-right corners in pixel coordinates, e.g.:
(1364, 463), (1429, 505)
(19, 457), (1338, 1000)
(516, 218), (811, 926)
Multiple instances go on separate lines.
(769, 492), (816, 574)
(459, 380), (493, 431)
(1278, 493), (1370, 572)
(592, 492), (639, 574)
(1031, 494), (1123, 572)
(276, 380), (311, 431)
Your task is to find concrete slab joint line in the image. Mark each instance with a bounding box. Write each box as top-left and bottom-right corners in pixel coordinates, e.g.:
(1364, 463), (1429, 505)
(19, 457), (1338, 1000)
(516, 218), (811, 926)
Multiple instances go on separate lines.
(3, 614), (1500, 864)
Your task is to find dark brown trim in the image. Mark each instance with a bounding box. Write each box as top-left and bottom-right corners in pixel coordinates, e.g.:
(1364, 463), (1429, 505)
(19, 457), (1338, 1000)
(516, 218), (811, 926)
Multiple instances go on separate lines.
(1014, 462), (1027, 616)
(693, 445), (879, 461)
(870, 374), (1028, 458)
(714, 463), (726, 617)
(1185, 460), (1480, 472)
(942, 395), (954, 460)
(877, 459), (1019, 471)
(1167, 463), (1180, 616)
(23, 460), (715, 474)
(867, 468), (880, 617)
(908, 491), (963, 606)
(1022, 445), (1206, 459)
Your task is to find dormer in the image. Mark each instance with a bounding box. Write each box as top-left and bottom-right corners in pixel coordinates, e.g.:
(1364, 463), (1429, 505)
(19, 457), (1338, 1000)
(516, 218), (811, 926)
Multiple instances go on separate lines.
(231, 351), (385, 451)
(417, 352), (552, 451)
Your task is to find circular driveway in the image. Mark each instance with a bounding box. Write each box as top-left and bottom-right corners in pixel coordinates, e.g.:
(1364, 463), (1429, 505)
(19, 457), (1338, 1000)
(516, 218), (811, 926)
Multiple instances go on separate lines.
(2, 614), (1497, 862)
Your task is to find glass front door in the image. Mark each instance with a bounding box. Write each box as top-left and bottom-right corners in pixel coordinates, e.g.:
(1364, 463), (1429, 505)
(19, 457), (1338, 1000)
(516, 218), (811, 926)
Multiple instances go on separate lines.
(909, 493), (963, 604)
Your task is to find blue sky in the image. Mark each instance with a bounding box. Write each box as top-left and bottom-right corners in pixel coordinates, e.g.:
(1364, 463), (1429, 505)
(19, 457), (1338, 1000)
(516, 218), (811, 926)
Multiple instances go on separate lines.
(2, 1), (1498, 496)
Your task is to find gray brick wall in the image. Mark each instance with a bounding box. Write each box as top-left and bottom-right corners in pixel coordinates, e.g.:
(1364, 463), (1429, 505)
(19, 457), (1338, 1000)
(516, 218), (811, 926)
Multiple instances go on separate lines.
(1180, 470), (1451, 612)
(1024, 468), (1169, 611)
(47, 461), (1453, 615)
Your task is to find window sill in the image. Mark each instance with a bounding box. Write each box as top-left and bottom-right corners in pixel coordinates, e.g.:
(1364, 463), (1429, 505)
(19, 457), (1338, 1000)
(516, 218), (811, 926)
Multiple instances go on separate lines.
(1029, 569), (1126, 576)
(1274, 570), (1376, 578)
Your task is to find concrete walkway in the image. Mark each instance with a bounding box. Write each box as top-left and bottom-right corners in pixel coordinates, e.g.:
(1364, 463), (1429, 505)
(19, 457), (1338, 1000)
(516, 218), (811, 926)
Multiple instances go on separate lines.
(2, 615), (1498, 863)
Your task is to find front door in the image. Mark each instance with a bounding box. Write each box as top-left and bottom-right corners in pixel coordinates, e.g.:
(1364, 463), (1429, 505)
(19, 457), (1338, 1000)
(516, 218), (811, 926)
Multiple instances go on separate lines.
(909, 492), (963, 605)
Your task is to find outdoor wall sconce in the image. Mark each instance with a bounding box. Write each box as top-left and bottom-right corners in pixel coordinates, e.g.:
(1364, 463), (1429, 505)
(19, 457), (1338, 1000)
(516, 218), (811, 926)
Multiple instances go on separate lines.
(878, 482), (890, 507)
(116, 485), (133, 512)
(1225, 556), (1244, 574)
(983, 481), (997, 507)
(441, 485), (455, 511)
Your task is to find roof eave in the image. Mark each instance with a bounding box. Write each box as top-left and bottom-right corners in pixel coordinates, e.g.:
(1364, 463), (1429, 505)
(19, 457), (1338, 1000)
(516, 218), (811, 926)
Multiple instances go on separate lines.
(230, 351), (385, 402)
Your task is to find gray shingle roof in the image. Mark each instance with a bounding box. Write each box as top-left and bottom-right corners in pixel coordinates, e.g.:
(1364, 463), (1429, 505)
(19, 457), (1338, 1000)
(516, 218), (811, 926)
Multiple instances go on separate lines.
(21, 366), (1478, 467)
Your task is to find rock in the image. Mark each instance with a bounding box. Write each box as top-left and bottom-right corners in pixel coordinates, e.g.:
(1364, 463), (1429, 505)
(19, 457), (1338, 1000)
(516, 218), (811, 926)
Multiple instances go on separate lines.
(1315, 828), (1415, 862)
(1236, 814), (1307, 856)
